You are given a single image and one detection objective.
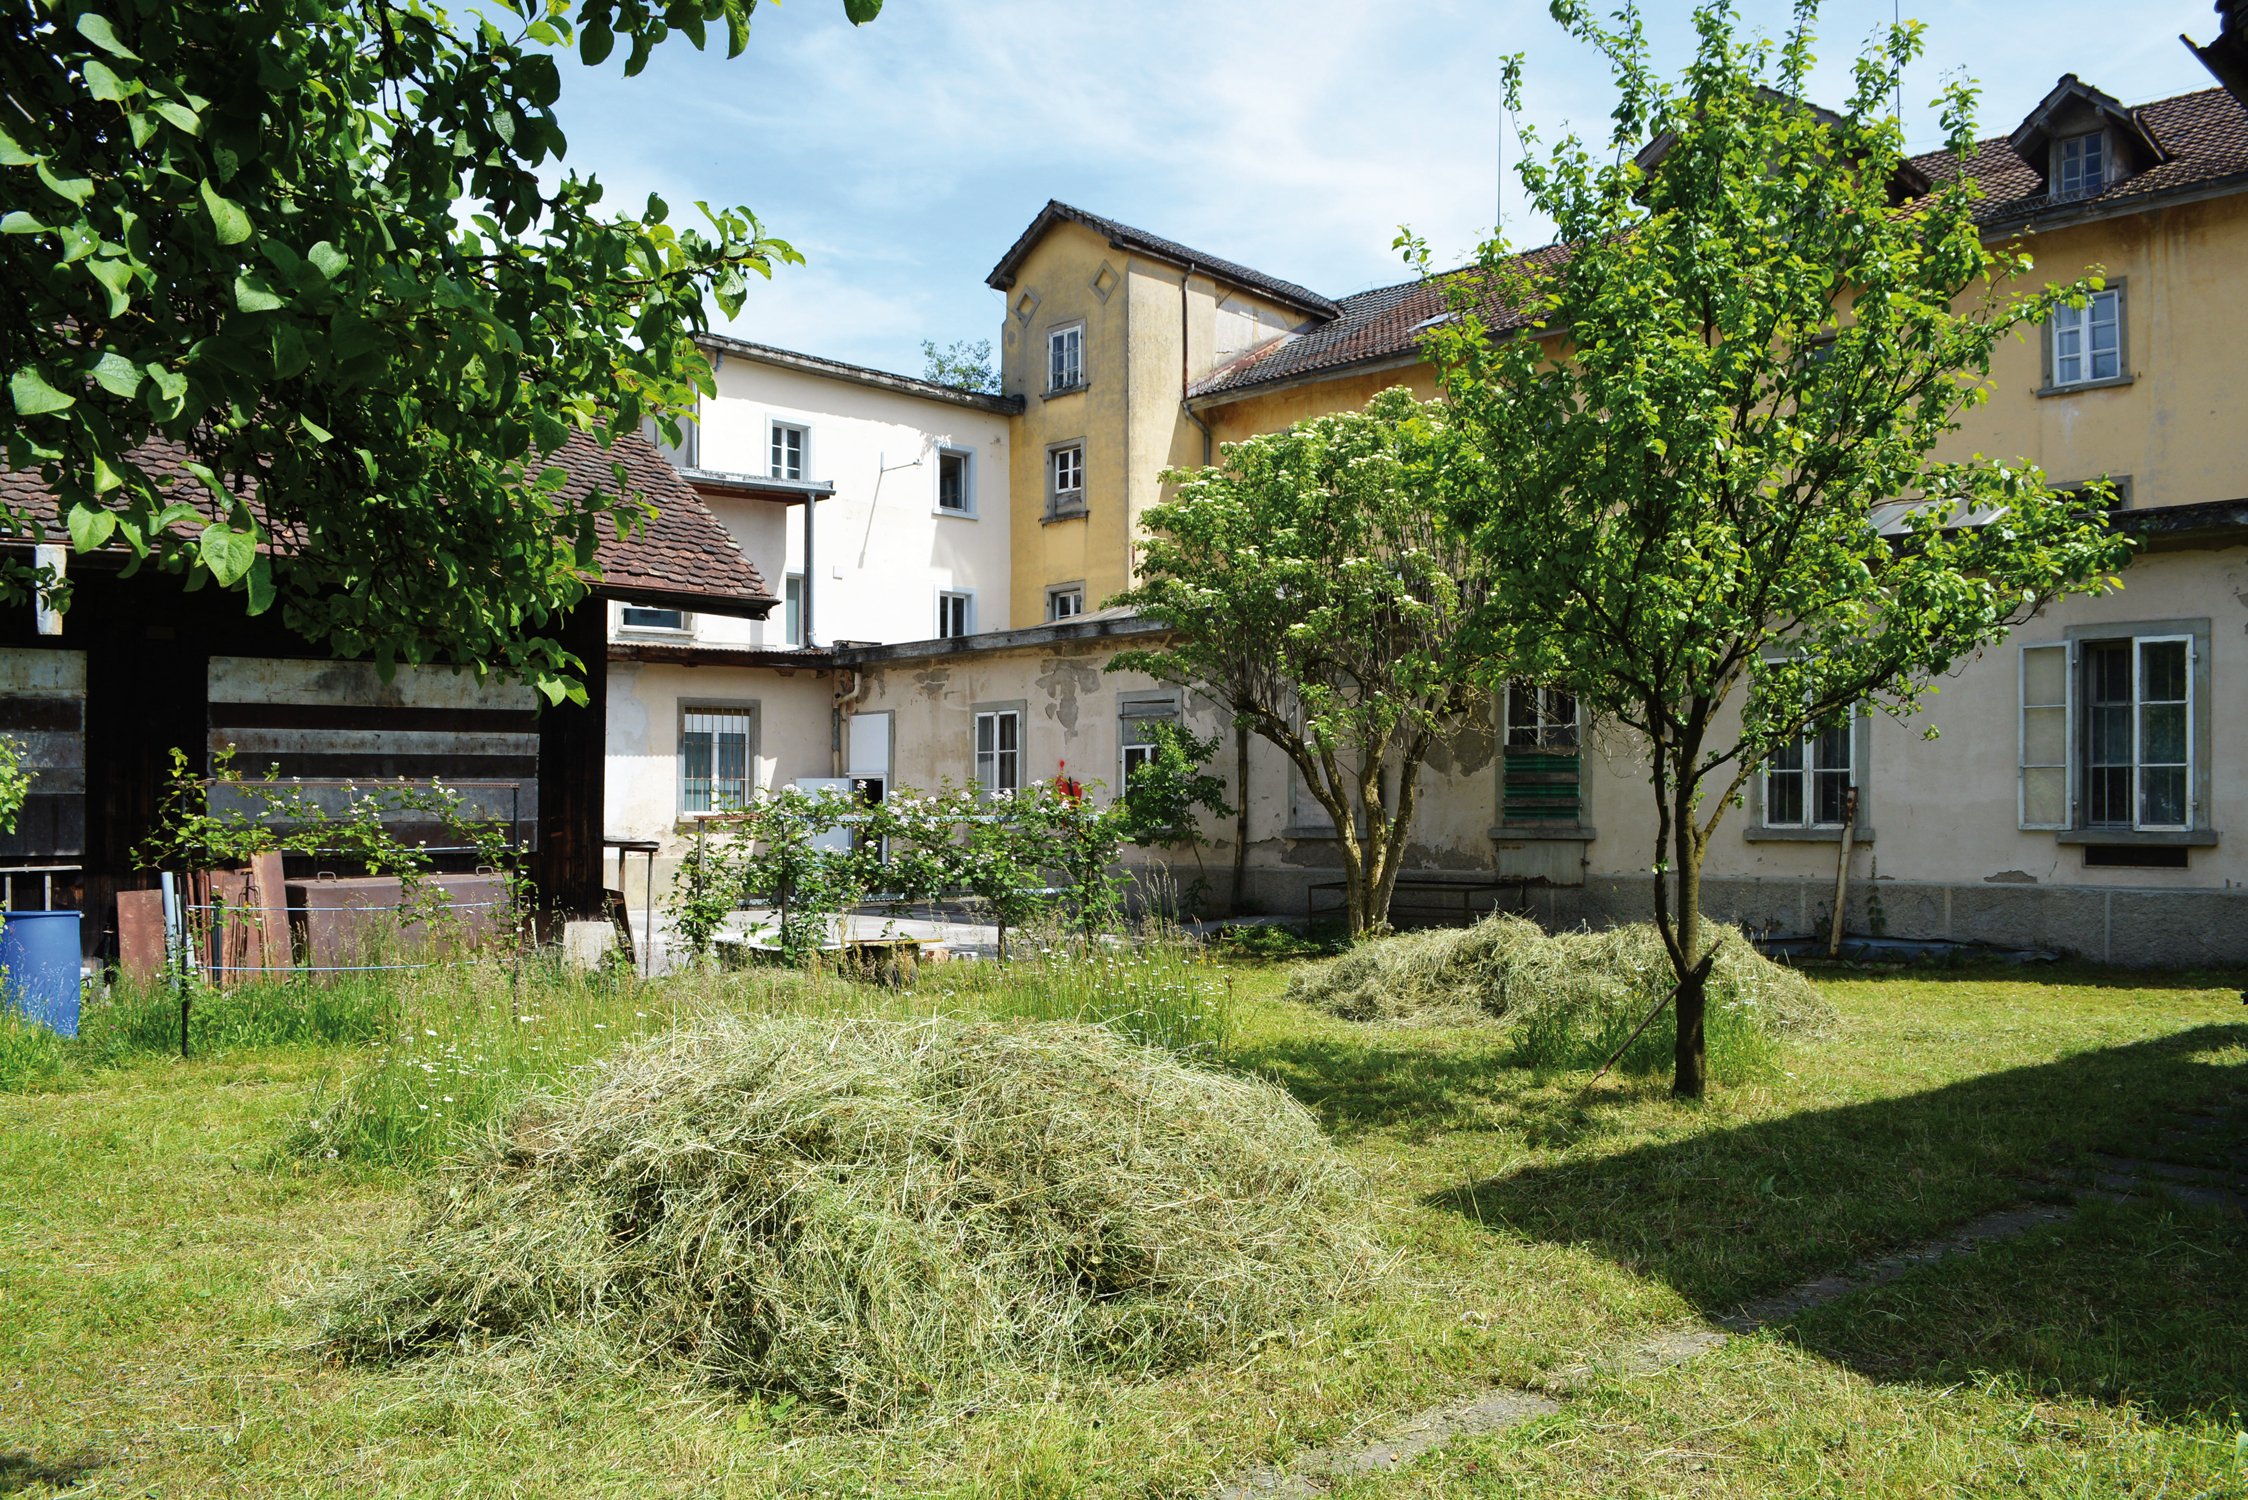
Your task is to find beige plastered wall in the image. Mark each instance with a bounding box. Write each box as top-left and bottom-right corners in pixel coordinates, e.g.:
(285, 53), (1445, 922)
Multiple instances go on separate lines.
(603, 661), (836, 882)
(997, 220), (1312, 627)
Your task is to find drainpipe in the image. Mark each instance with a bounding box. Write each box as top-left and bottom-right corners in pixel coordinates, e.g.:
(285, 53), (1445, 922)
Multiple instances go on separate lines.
(832, 666), (869, 778)
(801, 494), (818, 648)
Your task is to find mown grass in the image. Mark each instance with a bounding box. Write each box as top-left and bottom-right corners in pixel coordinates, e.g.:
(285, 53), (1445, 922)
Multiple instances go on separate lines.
(0, 957), (2242, 1497)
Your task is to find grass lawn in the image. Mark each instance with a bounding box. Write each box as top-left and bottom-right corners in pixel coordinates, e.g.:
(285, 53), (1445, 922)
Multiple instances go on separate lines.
(1, 960), (2243, 1497)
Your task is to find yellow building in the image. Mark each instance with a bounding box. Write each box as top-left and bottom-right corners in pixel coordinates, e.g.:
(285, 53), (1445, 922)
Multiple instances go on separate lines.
(836, 73), (2248, 962)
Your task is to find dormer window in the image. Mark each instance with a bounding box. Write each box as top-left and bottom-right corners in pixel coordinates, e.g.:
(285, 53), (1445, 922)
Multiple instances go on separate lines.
(2053, 130), (2108, 200)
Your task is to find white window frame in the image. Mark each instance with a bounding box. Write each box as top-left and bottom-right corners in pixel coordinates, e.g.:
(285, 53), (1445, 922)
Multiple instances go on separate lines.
(2053, 130), (2107, 201)
(973, 708), (1021, 797)
(1118, 697), (1180, 794)
(620, 604), (689, 634)
(679, 703), (758, 817)
(2018, 643), (2073, 831)
(1046, 323), (1085, 393)
(935, 446), (976, 516)
(1046, 584), (1085, 622)
(1761, 713), (1858, 831)
(2080, 634), (2195, 833)
(769, 420), (809, 481)
(1049, 443), (1085, 514)
(1504, 682), (1579, 750)
(2019, 631), (2202, 835)
(2050, 289), (2122, 388)
(936, 589), (974, 640)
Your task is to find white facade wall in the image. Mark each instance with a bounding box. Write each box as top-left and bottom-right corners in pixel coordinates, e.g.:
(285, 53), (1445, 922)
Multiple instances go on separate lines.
(687, 352), (1013, 647)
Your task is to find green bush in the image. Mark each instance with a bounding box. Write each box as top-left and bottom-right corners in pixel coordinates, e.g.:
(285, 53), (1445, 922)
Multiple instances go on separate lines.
(319, 1013), (1378, 1424)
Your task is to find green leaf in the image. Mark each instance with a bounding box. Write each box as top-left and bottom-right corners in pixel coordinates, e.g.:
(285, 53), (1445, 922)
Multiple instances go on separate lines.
(580, 20), (613, 64)
(198, 522), (258, 586)
(306, 240), (346, 279)
(82, 59), (131, 102)
(0, 211), (46, 235)
(245, 555), (276, 615)
(67, 503), (117, 552)
(34, 160), (94, 206)
(843, 0), (882, 22)
(233, 272), (284, 313)
(75, 12), (140, 59)
(149, 98), (201, 135)
(200, 179), (250, 244)
(299, 413), (332, 443)
(89, 351), (141, 396)
(9, 367), (73, 415)
(0, 127), (36, 166)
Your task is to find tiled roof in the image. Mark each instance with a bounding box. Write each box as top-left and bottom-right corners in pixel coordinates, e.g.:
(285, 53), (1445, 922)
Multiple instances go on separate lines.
(699, 332), (1023, 415)
(1192, 85), (2248, 406)
(1189, 241), (1576, 403)
(1919, 85), (2248, 227)
(987, 200), (1341, 319)
(0, 429), (772, 609)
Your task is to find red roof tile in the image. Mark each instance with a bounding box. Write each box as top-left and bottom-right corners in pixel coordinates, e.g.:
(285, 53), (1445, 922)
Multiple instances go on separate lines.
(0, 429), (771, 609)
(1192, 86), (2248, 405)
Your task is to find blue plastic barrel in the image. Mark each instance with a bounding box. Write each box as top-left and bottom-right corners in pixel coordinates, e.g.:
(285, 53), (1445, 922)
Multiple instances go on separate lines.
(0, 911), (83, 1037)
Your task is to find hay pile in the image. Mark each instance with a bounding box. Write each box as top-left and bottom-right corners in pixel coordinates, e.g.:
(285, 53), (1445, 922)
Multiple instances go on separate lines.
(1288, 916), (1831, 1039)
(321, 1014), (1377, 1422)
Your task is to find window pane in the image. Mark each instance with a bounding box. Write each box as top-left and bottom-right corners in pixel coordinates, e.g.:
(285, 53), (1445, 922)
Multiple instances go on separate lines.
(2023, 766), (2066, 826)
(1766, 768), (1803, 826)
(1814, 770), (1852, 827)
(2023, 704), (2066, 767)
(2139, 639), (2186, 703)
(2140, 766), (2186, 827)
(1767, 738), (1804, 771)
(1813, 720), (1852, 773)
(998, 713), (1018, 753)
(2023, 646), (2066, 705)
(2140, 702), (2186, 765)
(939, 452), (966, 509)
(681, 730), (713, 813)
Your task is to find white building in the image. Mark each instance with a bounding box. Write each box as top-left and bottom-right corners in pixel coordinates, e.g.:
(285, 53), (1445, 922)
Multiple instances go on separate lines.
(603, 337), (1021, 881)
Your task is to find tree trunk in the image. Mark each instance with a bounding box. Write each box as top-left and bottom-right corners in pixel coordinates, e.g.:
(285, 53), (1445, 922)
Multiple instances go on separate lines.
(1670, 794), (1708, 1100)
(1231, 722), (1250, 916)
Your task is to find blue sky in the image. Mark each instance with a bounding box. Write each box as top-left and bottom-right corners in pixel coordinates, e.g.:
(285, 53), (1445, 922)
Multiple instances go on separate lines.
(553, 0), (2231, 377)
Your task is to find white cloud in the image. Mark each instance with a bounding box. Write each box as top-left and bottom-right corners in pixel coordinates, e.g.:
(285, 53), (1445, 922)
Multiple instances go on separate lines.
(550, 0), (2227, 372)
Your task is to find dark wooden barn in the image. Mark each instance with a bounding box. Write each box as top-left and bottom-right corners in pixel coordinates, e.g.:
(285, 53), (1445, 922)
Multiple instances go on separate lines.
(0, 432), (772, 957)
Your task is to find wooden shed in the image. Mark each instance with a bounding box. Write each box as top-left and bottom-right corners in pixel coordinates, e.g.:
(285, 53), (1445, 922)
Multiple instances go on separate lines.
(0, 431), (774, 957)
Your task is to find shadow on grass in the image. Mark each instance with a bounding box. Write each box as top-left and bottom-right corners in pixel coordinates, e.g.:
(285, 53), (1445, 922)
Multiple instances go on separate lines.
(0, 1449), (101, 1496)
(1433, 1023), (2248, 1422)
(1237, 1029), (1660, 1146)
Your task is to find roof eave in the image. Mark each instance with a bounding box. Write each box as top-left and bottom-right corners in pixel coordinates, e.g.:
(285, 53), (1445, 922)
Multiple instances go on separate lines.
(592, 581), (777, 621)
(1980, 166), (2248, 236)
(695, 333), (1023, 415)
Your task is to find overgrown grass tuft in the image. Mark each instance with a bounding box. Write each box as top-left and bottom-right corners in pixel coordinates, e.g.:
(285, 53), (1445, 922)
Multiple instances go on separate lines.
(291, 936), (1236, 1171)
(319, 1012), (1380, 1425)
(917, 934), (1234, 1055)
(1289, 916), (1831, 1080)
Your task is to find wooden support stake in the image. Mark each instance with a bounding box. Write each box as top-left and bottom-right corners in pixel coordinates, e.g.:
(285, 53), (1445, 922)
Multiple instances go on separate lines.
(1827, 788), (1860, 961)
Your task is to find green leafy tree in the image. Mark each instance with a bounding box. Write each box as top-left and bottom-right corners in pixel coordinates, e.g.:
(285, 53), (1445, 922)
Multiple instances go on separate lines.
(2, 0), (878, 698)
(729, 785), (871, 967)
(1018, 779), (1131, 942)
(0, 736), (31, 835)
(1414, 0), (2129, 1096)
(1112, 388), (1492, 939)
(919, 338), (999, 394)
(949, 789), (1056, 959)
(1119, 721), (1231, 915)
